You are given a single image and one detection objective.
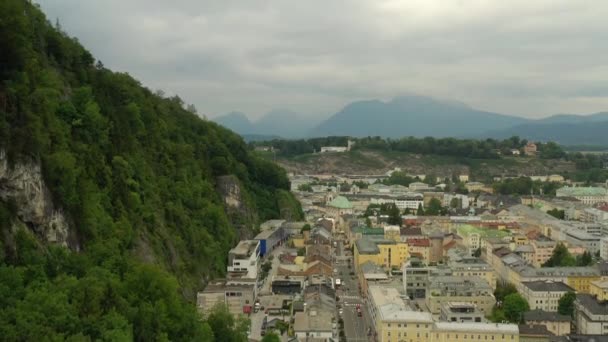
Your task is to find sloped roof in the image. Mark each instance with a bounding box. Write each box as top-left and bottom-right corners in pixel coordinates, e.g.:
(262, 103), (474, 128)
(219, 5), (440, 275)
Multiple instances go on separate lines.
(557, 186), (608, 197)
(328, 195), (353, 209)
(524, 309), (571, 322)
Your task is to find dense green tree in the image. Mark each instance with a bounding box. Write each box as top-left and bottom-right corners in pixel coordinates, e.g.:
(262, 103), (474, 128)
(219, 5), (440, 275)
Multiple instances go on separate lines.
(473, 247), (482, 257)
(0, 1), (298, 340)
(558, 292), (576, 317)
(503, 293), (530, 323)
(494, 282), (518, 302)
(547, 208), (565, 219)
(387, 203), (402, 226)
(416, 204), (425, 216)
(577, 251), (594, 266)
(425, 198), (444, 216)
(543, 243), (576, 267)
(261, 333), (281, 342)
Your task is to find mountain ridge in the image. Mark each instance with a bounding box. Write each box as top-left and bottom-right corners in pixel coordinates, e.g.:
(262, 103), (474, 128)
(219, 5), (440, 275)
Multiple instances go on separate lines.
(216, 96), (608, 145)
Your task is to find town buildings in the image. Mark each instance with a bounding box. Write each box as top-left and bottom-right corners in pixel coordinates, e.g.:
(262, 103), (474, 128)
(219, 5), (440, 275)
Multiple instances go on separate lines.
(227, 240), (260, 279)
(556, 186), (608, 205)
(426, 276), (496, 316)
(520, 281), (574, 312)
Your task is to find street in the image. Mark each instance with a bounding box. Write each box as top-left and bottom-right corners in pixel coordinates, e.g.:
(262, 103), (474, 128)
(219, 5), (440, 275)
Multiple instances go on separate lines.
(335, 240), (374, 342)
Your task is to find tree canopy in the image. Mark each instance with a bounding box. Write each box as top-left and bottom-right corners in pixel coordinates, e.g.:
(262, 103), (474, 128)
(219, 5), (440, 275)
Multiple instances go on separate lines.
(503, 293), (530, 323)
(0, 1), (301, 340)
(558, 292), (576, 317)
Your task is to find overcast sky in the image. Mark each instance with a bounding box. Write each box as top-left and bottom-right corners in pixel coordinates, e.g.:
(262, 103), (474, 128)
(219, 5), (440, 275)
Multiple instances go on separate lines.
(38, 0), (608, 120)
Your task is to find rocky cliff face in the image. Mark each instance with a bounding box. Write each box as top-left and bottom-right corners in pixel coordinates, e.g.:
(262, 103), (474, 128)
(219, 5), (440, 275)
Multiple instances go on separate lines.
(0, 150), (73, 248)
(216, 175), (257, 238)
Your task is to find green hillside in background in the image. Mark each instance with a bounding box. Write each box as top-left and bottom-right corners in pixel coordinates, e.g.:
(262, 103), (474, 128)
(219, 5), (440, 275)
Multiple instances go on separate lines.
(0, 0), (301, 340)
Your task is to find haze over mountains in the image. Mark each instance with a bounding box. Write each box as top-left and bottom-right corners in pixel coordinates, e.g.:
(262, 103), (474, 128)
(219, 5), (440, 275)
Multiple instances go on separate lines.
(213, 95), (608, 145)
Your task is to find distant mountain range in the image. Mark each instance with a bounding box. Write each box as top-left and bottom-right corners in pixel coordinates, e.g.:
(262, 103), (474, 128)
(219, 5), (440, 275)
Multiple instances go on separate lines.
(213, 109), (318, 139)
(213, 96), (608, 145)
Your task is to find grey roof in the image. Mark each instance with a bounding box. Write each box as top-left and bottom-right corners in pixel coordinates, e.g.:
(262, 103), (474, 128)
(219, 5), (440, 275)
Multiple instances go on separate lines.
(355, 238), (380, 254)
(515, 244), (535, 253)
(518, 324), (553, 336)
(361, 261), (387, 276)
(524, 309), (571, 322)
(400, 227), (422, 236)
(355, 237), (396, 254)
(576, 294), (608, 315)
(522, 281), (574, 292)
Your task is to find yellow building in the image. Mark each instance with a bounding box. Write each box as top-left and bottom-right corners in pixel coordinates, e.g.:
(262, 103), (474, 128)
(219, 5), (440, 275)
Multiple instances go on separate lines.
(354, 238), (409, 271)
(368, 286), (434, 342)
(291, 236), (305, 248)
(589, 279), (608, 300)
(567, 273), (601, 293)
(432, 322), (519, 342)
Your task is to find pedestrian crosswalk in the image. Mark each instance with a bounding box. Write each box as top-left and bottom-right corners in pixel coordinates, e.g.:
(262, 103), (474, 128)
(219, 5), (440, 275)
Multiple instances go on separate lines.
(340, 295), (361, 300)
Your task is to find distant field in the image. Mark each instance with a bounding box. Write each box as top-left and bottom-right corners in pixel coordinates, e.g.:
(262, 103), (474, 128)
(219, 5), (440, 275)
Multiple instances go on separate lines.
(273, 149), (576, 180)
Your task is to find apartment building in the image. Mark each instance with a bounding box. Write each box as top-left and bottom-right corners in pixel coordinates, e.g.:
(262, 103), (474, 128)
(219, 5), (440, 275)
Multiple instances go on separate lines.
(368, 286), (434, 342)
(432, 322), (519, 342)
(521, 281), (574, 312)
(574, 293), (608, 335)
(227, 240), (260, 279)
(354, 237), (409, 271)
(440, 302), (485, 323)
(426, 276), (496, 315)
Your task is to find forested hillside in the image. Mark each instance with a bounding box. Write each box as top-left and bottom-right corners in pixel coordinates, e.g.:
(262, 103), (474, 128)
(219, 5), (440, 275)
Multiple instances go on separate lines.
(0, 0), (301, 340)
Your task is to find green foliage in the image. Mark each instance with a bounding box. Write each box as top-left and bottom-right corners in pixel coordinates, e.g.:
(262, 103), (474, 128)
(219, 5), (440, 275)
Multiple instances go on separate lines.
(297, 184), (313, 192)
(492, 177), (561, 196)
(558, 291), (576, 317)
(386, 203), (402, 226)
(416, 204), (425, 216)
(425, 198), (445, 216)
(543, 243), (576, 267)
(382, 171), (417, 186)
(547, 208), (565, 219)
(206, 304), (249, 342)
(0, 1), (297, 340)
(473, 247), (482, 257)
(538, 142), (567, 159)
(252, 135), (566, 160)
(261, 332), (281, 342)
(503, 293), (530, 323)
(494, 282), (518, 302)
(577, 251), (594, 266)
(300, 224), (311, 233)
(297, 248), (306, 257)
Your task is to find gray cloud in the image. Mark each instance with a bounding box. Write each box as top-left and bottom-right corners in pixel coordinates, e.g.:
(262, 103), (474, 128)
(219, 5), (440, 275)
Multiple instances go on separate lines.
(37, 0), (608, 120)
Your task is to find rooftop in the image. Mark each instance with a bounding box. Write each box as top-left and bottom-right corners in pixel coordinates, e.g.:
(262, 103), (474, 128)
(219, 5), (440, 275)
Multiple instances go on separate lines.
(457, 224), (511, 239)
(327, 195), (353, 209)
(229, 240), (259, 258)
(400, 227), (422, 236)
(557, 186), (608, 197)
(407, 238), (430, 247)
(522, 280), (574, 292)
(518, 324), (553, 336)
(434, 322), (519, 334)
(380, 304), (433, 323)
(369, 286), (406, 308)
(576, 294), (608, 315)
(523, 309), (571, 322)
(519, 266), (601, 278)
(355, 237), (397, 254)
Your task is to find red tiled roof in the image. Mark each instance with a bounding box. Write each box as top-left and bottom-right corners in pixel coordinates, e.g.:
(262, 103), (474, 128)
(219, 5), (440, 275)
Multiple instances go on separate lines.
(407, 238), (430, 247)
(443, 240), (457, 251)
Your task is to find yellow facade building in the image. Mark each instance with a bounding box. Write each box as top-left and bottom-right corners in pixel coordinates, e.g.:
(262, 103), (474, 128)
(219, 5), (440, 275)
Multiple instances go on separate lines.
(354, 238), (409, 271)
(432, 322), (519, 342)
(589, 279), (608, 300)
